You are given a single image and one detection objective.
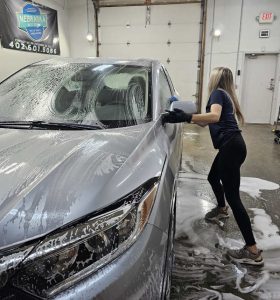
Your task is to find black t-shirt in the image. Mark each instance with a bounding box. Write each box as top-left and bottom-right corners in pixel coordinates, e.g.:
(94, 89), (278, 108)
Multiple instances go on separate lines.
(206, 89), (241, 149)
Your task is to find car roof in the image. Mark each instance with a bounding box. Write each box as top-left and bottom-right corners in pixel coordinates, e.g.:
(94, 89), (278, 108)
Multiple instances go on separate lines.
(33, 57), (158, 68)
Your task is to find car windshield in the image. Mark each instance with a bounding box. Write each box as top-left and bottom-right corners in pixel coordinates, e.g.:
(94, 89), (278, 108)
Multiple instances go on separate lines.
(0, 63), (152, 128)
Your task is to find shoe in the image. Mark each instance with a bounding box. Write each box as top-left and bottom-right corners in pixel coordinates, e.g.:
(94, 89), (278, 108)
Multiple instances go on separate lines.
(227, 246), (264, 266)
(205, 206), (229, 221)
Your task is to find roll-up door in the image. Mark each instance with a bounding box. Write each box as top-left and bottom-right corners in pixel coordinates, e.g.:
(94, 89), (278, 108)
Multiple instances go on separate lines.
(98, 3), (201, 102)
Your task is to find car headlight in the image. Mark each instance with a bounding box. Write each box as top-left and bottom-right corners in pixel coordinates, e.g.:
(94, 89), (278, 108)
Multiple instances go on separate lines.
(9, 178), (159, 299)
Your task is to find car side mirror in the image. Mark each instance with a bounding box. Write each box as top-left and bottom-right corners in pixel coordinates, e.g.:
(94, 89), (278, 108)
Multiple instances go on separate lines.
(170, 100), (197, 114)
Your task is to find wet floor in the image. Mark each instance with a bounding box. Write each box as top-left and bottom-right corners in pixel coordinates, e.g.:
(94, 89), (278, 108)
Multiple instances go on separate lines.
(171, 124), (280, 300)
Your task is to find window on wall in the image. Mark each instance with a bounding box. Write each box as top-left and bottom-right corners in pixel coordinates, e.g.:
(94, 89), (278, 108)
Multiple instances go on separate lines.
(159, 69), (172, 113)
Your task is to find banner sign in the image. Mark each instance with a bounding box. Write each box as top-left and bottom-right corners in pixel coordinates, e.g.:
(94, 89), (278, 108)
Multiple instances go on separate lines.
(0, 0), (60, 55)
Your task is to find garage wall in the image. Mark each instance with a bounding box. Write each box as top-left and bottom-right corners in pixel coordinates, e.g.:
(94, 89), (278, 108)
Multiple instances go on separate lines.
(202, 0), (280, 122)
(67, 0), (96, 58)
(0, 0), (70, 82)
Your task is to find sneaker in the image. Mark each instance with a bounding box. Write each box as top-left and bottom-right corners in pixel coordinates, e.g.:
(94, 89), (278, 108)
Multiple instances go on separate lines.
(205, 206), (229, 221)
(227, 246), (264, 266)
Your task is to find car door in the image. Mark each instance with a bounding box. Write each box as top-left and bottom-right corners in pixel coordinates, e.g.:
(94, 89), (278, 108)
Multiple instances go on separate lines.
(159, 67), (182, 175)
(150, 65), (182, 234)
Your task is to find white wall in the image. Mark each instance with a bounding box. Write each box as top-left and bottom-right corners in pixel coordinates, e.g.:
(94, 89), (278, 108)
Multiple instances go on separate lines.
(0, 0), (70, 81)
(67, 0), (96, 58)
(202, 0), (280, 122)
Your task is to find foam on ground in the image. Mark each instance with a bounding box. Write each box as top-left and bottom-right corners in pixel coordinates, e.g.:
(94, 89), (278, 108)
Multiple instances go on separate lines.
(240, 177), (279, 199)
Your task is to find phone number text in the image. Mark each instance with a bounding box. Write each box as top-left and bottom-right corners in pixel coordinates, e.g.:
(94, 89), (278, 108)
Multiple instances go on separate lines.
(9, 41), (58, 55)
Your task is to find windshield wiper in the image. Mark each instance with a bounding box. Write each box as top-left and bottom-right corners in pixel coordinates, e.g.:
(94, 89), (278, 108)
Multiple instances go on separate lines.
(0, 121), (105, 130)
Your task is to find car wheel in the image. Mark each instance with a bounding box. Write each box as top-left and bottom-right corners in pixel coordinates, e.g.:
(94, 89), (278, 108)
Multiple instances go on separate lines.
(162, 191), (177, 300)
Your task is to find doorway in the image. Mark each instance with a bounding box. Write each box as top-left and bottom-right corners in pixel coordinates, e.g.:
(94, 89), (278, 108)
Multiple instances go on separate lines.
(242, 54), (277, 124)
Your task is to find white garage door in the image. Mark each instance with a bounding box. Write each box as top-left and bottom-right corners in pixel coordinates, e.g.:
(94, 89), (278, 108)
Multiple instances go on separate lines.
(98, 3), (201, 102)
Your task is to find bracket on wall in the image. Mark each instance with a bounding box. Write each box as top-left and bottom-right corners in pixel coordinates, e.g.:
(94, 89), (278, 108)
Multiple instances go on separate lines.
(167, 40), (171, 46)
(145, 0), (151, 27)
(92, 0), (99, 10)
(126, 41), (131, 46)
(167, 58), (171, 64)
(248, 53), (258, 59)
(168, 21), (172, 27)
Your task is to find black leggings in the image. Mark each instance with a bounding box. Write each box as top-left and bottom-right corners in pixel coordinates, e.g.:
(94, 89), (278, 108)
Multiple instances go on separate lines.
(208, 133), (256, 246)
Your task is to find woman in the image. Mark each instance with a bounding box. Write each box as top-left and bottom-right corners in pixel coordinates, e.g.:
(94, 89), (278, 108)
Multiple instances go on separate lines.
(165, 67), (263, 266)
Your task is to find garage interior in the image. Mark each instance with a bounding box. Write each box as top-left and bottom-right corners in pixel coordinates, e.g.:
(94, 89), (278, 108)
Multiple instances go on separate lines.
(0, 0), (280, 299)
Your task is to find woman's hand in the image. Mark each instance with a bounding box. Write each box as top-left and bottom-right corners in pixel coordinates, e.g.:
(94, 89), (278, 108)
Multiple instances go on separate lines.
(163, 109), (193, 124)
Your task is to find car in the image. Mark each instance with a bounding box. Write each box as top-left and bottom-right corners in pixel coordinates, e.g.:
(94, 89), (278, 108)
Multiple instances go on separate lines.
(0, 58), (196, 300)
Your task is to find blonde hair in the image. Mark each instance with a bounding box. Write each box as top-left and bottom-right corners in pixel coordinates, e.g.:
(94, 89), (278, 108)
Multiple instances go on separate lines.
(208, 67), (244, 124)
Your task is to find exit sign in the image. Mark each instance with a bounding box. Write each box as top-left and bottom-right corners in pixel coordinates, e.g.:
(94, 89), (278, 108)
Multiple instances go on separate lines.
(259, 12), (274, 23)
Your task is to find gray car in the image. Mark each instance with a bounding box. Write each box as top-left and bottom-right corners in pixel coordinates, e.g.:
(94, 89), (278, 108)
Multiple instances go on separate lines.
(0, 58), (193, 300)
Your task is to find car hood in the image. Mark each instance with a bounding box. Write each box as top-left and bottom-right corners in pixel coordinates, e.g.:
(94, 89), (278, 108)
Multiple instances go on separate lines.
(0, 123), (166, 250)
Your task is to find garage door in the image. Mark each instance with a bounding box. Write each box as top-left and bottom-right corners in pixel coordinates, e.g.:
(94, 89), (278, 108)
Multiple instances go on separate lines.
(98, 3), (201, 102)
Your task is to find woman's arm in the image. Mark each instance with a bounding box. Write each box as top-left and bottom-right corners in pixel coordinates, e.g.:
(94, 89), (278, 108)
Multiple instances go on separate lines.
(196, 122), (208, 127)
(163, 104), (222, 124)
(192, 104), (222, 125)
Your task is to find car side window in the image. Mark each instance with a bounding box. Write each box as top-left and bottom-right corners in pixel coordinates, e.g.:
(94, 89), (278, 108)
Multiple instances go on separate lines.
(159, 69), (172, 112)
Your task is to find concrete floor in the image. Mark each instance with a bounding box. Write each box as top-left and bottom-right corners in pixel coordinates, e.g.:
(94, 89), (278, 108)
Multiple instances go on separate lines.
(171, 124), (280, 300)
